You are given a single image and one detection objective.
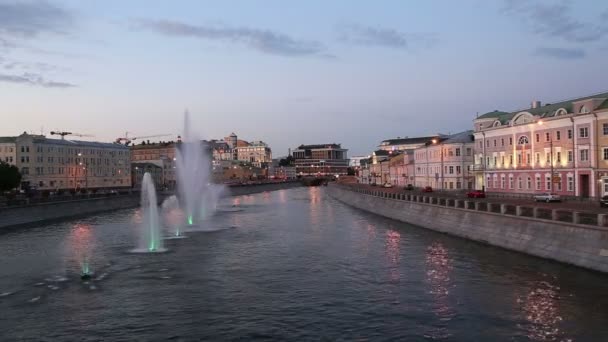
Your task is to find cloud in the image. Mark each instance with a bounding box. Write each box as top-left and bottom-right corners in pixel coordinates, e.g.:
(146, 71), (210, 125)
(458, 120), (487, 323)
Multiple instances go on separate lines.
(502, 0), (608, 42)
(0, 0), (72, 39)
(338, 24), (437, 50)
(135, 19), (328, 57)
(534, 47), (585, 59)
(0, 72), (76, 88)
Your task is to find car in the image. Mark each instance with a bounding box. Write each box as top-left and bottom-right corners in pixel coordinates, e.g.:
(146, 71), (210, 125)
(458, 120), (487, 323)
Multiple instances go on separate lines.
(404, 184), (414, 191)
(534, 193), (561, 203)
(383, 183), (393, 188)
(422, 186), (433, 193)
(466, 190), (486, 198)
(600, 196), (608, 207)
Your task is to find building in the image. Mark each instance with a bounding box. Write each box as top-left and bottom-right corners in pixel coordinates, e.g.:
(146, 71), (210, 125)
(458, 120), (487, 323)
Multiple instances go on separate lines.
(235, 140), (272, 167)
(379, 135), (443, 153)
(130, 141), (178, 188)
(472, 91), (608, 198)
(132, 162), (163, 189)
(0, 137), (17, 165)
(1, 132), (131, 191)
(414, 131), (475, 190)
(291, 143), (349, 176)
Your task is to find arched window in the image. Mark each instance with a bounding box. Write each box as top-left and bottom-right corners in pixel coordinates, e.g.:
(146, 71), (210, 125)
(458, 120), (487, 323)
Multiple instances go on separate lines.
(493, 121), (501, 127)
(579, 106), (589, 114)
(518, 136), (529, 145)
(511, 112), (534, 126)
(555, 108), (567, 116)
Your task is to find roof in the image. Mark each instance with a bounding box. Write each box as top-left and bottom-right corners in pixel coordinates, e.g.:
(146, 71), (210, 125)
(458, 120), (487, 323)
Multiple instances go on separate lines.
(380, 136), (440, 146)
(296, 143), (343, 150)
(25, 135), (129, 150)
(373, 149), (390, 156)
(476, 91), (608, 124)
(441, 130), (474, 144)
(130, 142), (176, 150)
(0, 137), (17, 143)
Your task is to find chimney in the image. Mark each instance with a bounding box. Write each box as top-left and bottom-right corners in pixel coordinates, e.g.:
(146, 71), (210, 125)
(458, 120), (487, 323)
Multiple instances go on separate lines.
(531, 100), (541, 109)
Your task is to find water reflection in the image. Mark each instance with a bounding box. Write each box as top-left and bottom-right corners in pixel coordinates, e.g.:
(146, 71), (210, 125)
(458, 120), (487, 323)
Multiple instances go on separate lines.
(517, 277), (568, 341)
(385, 229), (401, 282)
(425, 242), (456, 340)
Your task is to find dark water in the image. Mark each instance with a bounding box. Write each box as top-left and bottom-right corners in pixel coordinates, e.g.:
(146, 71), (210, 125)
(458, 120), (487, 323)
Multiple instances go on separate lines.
(1, 187), (608, 341)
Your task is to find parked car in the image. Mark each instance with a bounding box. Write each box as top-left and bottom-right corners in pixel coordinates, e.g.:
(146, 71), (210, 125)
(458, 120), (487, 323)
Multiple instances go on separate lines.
(600, 196), (608, 207)
(404, 184), (414, 191)
(466, 190), (486, 198)
(533, 193), (561, 202)
(383, 183), (393, 188)
(422, 186), (433, 193)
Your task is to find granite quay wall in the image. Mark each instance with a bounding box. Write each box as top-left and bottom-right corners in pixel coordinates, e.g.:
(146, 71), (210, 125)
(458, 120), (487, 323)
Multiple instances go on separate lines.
(0, 181), (302, 230)
(329, 184), (608, 273)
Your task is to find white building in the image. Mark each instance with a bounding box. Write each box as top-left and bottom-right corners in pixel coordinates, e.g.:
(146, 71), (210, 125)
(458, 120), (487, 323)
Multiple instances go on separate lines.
(414, 131), (475, 190)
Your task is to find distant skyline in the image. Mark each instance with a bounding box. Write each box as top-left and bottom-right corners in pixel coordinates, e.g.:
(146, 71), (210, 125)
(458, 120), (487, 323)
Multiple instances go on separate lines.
(1, 0), (608, 156)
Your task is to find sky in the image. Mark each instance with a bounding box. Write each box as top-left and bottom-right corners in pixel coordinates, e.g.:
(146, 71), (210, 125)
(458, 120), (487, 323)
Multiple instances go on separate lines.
(1, 0), (608, 156)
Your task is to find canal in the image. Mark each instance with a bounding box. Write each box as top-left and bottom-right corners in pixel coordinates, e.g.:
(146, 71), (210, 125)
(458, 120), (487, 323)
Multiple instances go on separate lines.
(1, 187), (607, 341)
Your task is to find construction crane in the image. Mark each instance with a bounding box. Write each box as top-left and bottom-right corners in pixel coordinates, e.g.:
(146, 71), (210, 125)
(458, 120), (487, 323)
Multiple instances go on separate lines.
(50, 131), (94, 140)
(115, 132), (171, 146)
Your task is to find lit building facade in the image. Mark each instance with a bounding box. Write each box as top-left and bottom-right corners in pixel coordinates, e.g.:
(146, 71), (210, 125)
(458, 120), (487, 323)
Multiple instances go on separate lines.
(1, 133), (131, 191)
(235, 141), (272, 167)
(414, 131), (475, 190)
(292, 143), (349, 175)
(472, 92), (608, 198)
(379, 135), (443, 152)
(130, 142), (177, 188)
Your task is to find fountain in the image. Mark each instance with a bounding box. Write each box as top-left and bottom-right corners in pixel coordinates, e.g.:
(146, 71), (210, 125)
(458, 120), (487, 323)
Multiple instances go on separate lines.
(161, 195), (186, 238)
(175, 111), (224, 227)
(133, 172), (166, 252)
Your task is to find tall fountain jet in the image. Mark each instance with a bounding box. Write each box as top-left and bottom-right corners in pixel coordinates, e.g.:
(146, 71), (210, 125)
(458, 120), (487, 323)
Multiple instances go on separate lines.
(175, 111), (222, 226)
(136, 172), (165, 252)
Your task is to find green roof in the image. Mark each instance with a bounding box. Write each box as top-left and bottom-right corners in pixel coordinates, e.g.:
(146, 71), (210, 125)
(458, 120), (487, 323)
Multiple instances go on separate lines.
(476, 91), (608, 124)
(0, 137), (17, 143)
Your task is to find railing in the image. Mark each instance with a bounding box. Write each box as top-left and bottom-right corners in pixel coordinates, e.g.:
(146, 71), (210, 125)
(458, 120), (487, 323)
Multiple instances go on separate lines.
(338, 184), (608, 228)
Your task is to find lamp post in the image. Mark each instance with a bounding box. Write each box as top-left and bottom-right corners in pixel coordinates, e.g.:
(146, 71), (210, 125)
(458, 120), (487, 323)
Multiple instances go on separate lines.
(78, 152), (88, 191)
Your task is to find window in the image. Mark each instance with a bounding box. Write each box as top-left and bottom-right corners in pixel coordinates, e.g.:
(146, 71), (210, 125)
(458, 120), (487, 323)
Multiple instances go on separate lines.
(456, 166), (461, 174)
(557, 179), (562, 191)
(527, 177), (532, 189)
(509, 176), (514, 189)
(509, 137), (512, 145)
(518, 177), (522, 189)
(486, 157), (490, 166)
(518, 136), (529, 145)
(501, 176), (506, 189)
(493, 140), (497, 147)
(535, 153), (540, 164)
(486, 140), (489, 147)
(536, 176), (541, 190)
(466, 148), (472, 156)
(556, 152), (561, 163)
(579, 127), (589, 138)
(580, 149), (589, 161)
(546, 152), (550, 164)
(556, 131), (561, 141)
(527, 153), (531, 164)
(487, 176), (491, 188)
(546, 176), (551, 190)
(501, 156), (505, 165)
(604, 148), (608, 160)
(568, 129), (572, 139)
(568, 150), (573, 162)
(449, 166), (454, 174)
(509, 155), (513, 165)
(567, 176), (574, 191)
(494, 156), (497, 166)
(455, 148), (461, 156)
(501, 138), (504, 146)
(479, 141), (483, 149)
(456, 181), (461, 189)
(604, 123), (608, 135)
(535, 134), (540, 143)
(545, 132), (550, 142)
(21, 146), (24, 153)
(517, 153), (522, 164)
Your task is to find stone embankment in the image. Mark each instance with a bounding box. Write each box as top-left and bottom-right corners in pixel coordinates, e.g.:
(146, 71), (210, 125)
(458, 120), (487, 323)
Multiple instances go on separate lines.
(328, 184), (608, 273)
(0, 181), (301, 229)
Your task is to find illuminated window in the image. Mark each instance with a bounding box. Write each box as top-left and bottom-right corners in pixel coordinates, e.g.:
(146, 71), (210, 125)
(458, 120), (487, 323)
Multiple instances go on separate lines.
(580, 149), (589, 161)
(567, 176), (574, 191)
(579, 127), (588, 138)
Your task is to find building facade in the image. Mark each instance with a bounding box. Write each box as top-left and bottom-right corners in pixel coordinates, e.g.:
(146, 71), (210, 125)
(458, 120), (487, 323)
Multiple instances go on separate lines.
(472, 92), (608, 198)
(378, 135), (443, 152)
(235, 141), (272, 167)
(292, 144), (349, 176)
(132, 162), (163, 189)
(130, 141), (177, 188)
(1, 133), (131, 191)
(414, 131), (475, 190)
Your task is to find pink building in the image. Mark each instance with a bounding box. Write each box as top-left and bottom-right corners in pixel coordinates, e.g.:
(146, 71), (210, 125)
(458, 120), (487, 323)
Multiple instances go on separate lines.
(473, 92), (608, 198)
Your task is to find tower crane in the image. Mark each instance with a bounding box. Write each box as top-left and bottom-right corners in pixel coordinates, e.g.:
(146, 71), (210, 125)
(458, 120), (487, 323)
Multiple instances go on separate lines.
(115, 132), (171, 146)
(50, 131), (94, 140)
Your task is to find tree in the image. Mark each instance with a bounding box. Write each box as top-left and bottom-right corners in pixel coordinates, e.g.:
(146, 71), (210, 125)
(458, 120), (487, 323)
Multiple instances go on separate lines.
(347, 167), (356, 176)
(279, 155), (294, 167)
(0, 161), (22, 192)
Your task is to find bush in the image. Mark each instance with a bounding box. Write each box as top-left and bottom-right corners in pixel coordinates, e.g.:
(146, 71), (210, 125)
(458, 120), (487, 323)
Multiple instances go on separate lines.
(41, 190), (50, 198)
